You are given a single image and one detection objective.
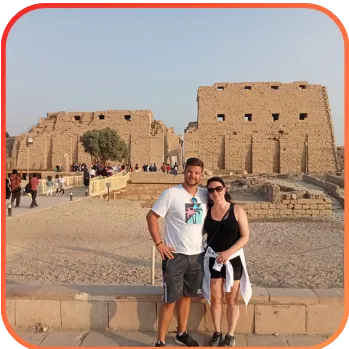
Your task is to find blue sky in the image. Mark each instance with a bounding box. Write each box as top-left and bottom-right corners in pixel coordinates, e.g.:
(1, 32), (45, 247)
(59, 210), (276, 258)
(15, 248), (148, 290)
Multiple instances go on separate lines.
(6, 7), (345, 145)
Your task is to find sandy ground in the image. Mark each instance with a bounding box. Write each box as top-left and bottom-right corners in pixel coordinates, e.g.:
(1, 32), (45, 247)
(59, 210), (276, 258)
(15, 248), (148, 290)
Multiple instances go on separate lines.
(6, 194), (344, 288)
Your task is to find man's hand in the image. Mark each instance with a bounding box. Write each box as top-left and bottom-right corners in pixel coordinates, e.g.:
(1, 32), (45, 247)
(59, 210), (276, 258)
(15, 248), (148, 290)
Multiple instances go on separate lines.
(156, 243), (176, 260)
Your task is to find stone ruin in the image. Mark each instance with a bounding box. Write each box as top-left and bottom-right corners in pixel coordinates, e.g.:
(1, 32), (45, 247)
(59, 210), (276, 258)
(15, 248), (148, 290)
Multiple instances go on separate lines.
(185, 81), (340, 174)
(6, 81), (342, 176)
(6, 110), (183, 170)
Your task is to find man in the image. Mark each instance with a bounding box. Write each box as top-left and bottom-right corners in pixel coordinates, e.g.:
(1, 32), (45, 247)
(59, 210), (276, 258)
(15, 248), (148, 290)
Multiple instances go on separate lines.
(30, 173), (39, 208)
(174, 162), (178, 176)
(146, 158), (207, 347)
(9, 169), (22, 207)
(6, 178), (11, 200)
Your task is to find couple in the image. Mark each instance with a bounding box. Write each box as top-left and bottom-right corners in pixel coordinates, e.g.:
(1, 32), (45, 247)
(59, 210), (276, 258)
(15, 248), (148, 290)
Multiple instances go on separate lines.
(146, 158), (252, 347)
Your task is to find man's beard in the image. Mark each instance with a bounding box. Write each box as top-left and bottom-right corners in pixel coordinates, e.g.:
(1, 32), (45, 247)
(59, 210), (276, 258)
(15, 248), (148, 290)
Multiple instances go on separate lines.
(185, 178), (199, 186)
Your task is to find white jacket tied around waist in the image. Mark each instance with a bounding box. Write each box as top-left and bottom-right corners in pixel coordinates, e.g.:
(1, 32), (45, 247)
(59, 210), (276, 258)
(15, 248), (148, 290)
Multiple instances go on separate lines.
(203, 246), (252, 306)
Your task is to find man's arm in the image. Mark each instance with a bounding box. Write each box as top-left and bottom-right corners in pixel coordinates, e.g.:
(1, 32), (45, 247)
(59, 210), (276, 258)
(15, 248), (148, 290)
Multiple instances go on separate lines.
(146, 209), (175, 260)
(146, 210), (162, 245)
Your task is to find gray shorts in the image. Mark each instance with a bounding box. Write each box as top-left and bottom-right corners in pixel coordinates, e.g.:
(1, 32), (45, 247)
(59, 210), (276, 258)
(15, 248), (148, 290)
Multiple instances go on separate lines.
(162, 253), (204, 303)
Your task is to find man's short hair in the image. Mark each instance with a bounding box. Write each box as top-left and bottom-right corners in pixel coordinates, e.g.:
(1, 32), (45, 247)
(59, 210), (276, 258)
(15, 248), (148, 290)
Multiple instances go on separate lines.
(185, 158), (204, 170)
(12, 169), (18, 174)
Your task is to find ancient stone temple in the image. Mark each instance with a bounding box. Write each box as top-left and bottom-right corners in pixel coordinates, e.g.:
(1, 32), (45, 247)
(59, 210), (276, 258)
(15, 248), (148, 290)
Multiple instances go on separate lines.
(7, 110), (183, 170)
(184, 81), (339, 173)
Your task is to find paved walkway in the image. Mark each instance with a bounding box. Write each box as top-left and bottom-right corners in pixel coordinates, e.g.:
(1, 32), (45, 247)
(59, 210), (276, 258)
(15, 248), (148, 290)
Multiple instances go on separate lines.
(6, 187), (88, 218)
(14, 329), (330, 347)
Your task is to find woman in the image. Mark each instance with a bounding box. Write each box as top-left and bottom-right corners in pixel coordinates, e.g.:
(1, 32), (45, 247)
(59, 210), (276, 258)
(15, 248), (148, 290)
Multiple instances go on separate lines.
(203, 177), (251, 347)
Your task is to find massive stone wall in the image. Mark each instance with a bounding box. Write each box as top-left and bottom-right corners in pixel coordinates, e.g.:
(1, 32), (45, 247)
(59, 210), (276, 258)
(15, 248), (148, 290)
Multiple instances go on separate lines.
(184, 81), (339, 173)
(8, 110), (183, 170)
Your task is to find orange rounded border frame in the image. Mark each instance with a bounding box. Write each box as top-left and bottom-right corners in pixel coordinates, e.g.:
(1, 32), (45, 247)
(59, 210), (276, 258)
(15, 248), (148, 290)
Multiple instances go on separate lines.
(1, 3), (348, 349)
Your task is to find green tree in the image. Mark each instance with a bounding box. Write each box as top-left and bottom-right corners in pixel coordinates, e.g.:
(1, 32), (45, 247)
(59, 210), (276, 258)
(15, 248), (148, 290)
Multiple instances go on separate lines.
(80, 128), (128, 163)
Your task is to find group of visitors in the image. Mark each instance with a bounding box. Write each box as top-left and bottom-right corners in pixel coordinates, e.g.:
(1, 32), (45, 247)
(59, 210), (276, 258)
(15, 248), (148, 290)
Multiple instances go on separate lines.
(6, 169), (41, 208)
(141, 162), (179, 175)
(147, 157), (251, 347)
(45, 174), (66, 196)
(6, 169), (67, 209)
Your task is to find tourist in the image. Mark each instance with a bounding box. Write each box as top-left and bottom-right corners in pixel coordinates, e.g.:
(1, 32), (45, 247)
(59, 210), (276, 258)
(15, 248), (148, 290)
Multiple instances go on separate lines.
(58, 174), (65, 196)
(30, 173), (40, 208)
(135, 164), (139, 172)
(83, 169), (90, 189)
(203, 177), (252, 347)
(146, 158), (207, 347)
(46, 175), (54, 196)
(166, 163), (170, 174)
(89, 166), (96, 179)
(6, 178), (11, 201)
(9, 169), (22, 207)
(54, 175), (60, 196)
(174, 162), (178, 176)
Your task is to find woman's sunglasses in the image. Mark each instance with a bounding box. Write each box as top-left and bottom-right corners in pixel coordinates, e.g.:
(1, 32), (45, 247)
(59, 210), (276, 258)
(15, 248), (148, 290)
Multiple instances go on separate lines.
(207, 186), (224, 194)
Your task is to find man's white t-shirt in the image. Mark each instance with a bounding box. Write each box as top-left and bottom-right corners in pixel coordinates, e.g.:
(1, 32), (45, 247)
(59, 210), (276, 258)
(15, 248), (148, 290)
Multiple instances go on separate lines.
(152, 184), (208, 255)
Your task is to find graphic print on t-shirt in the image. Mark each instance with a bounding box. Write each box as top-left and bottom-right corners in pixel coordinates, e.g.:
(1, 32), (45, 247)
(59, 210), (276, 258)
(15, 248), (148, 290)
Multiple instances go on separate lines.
(185, 197), (203, 225)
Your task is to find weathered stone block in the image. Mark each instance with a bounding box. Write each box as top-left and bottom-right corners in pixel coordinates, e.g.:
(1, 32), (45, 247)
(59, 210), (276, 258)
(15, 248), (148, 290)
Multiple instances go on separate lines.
(307, 305), (344, 335)
(16, 299), (61, 328)
(205, 304), (254, 334)
(109, 301), (156, 330)
(255, 305), (306, 334)
(61, 300), (108, 329)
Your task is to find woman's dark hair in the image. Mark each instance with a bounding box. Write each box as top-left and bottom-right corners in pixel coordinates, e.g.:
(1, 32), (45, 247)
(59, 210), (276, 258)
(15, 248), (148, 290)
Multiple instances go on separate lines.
(206, 176), (232, 208)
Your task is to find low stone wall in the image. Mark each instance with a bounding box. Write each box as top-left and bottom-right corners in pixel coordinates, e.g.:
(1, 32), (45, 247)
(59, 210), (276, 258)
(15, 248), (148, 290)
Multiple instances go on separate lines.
(237, 199), (332, 218)
(6, 284), (343, 336)
(303, 174), (344, 205)
(110, 182), (332, 218)
(129, 172), (210, 185)
(129, 172), (183, 184)
(111, 183), (174, 201)
(325, 174), (344, 188)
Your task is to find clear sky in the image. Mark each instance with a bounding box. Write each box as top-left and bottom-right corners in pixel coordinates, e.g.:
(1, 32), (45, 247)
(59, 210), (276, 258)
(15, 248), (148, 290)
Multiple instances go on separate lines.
(6, 7), (345, 145)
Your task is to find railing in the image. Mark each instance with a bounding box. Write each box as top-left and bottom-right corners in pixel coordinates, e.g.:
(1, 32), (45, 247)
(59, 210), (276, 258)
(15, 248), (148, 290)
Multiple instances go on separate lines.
(89, 171), (130, 197)
(38, 175), (84, 194)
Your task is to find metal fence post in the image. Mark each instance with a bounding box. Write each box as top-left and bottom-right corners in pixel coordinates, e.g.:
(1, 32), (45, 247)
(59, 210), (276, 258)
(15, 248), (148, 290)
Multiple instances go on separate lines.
(151, 245), (156, 285)
(7, 202), (12, 217)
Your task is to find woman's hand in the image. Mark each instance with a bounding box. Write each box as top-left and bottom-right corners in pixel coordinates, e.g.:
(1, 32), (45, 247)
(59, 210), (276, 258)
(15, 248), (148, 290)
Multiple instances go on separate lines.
(216, 250), (231, 264)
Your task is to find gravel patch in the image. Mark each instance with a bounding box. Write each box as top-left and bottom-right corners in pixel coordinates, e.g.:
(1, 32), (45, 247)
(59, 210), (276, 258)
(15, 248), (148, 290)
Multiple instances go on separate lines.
(6, 198), (344, 288)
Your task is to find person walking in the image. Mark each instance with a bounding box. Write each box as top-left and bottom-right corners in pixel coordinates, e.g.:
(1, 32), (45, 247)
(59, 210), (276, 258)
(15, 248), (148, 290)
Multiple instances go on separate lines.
(46, 175), (54, 196)
(9, 169), (22, 207)
(30, 173), (40, 208)
(83, 168), (90, 189)
(146, 157), (207, 347)
(203, 177), (252, 347)
(58, 175), (65, 196)
(6, 178), (11, 201)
